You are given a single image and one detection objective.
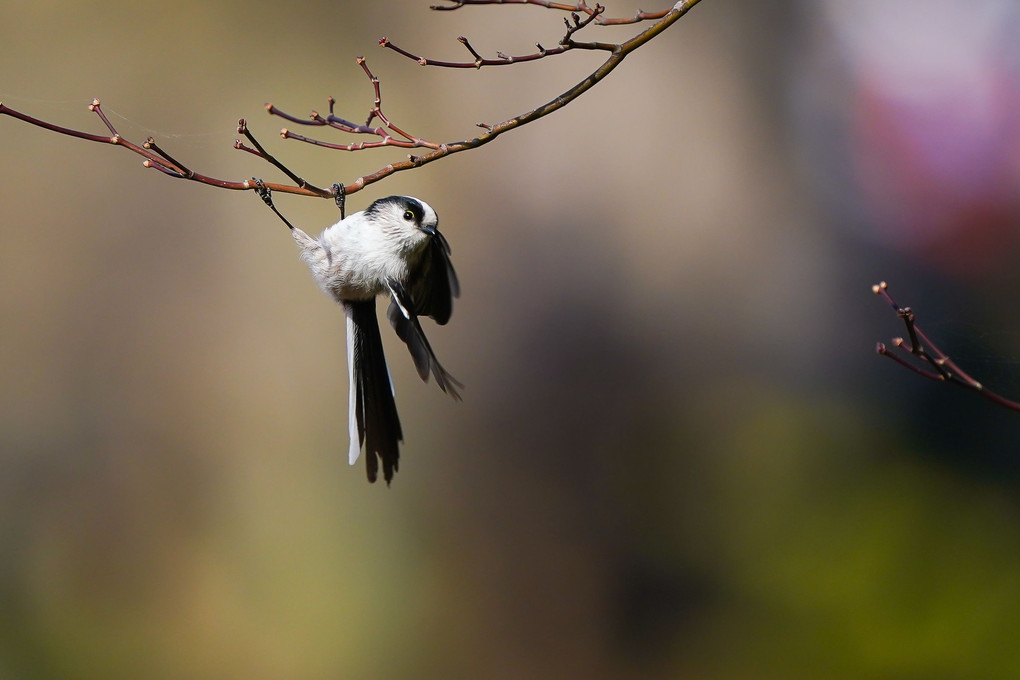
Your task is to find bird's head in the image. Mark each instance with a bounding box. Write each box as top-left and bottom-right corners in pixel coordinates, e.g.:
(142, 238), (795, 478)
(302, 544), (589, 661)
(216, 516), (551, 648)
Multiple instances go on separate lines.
(362, 195), (439, 252)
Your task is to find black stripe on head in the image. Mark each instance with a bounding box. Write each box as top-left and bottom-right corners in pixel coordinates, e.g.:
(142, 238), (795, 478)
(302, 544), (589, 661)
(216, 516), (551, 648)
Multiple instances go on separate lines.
(364, 196), (424, 225)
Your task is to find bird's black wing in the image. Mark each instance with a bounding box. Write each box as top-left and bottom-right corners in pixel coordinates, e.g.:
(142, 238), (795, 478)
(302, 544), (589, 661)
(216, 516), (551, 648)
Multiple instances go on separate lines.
(387, 280), (462, 401)
(411, 232), (459, 325)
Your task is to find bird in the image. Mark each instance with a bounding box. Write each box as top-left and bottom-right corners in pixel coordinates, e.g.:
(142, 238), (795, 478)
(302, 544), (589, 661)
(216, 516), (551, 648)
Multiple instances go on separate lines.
(255, 182), (460, 484)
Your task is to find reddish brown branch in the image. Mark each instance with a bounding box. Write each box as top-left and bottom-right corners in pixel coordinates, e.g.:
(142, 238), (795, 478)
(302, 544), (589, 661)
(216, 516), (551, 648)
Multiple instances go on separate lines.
(234, 118), (329, 195)
(430, 0), (671, 25)
(143, 137), (193, 178)
(380, 2), (612, 68)
(873, 281), (1020, 411)
(380, 35), (572, 67)
(334, 0), (701, 191)
(2, 1), (703, 198)
(266, 57), (441, 152)
(0, 98), (330, 197)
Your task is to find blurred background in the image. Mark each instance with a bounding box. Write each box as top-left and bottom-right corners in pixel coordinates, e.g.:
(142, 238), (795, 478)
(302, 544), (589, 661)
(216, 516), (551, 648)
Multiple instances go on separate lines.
(2, 1), (1020, 678)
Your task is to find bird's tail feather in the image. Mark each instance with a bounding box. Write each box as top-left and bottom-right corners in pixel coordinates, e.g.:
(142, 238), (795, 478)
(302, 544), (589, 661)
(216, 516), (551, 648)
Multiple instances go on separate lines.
(345, 300), (403, 484)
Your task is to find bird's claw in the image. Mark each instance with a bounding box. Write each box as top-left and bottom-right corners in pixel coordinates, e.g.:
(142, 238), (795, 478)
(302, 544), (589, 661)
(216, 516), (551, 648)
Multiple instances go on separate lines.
(253, 178), (273, 208)
(332, 182), (346, 219)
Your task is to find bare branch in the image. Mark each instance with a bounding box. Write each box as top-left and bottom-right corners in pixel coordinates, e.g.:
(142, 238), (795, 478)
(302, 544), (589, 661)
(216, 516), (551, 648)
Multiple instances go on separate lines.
(266, 57), (442, 152)
(143, 137), (194, 178)
(380, 2), (613, 68)
(332, 0), (704, 192)
(430, 0), (671, 25)
(379, 35), (573, 67)
(0, 99), (329, 197)
(873, 281), (1020, 411)
(235, 119), (330, 195)
(1, 0), (704, 198)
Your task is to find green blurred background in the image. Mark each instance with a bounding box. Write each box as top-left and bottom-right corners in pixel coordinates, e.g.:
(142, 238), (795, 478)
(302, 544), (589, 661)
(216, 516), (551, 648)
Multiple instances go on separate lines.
(3, 1), (1020, 678)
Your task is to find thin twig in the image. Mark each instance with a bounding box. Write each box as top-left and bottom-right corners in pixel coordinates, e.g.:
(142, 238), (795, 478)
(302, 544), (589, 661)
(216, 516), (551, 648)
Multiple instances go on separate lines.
(873, 281), (1020, 411)
(143, 137), (194, 178)
(380, 35), (573, 67)
(430, 0), (671, 25)
(1, 0), (704, 197)
(234, 118), (329, 195)
(338, 0), (704, 192)
(267, 57), (442, 152)
(0, 99), (326, 197)
(379, 3), (612, 68)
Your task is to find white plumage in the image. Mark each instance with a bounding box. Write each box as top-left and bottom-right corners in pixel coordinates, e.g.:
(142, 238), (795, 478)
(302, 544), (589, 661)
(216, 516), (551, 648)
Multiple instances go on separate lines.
(283, 195), (460, 484)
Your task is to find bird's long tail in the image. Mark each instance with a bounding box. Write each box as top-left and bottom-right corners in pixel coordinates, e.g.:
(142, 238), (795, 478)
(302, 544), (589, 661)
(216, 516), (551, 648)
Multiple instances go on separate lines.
(344, 300), (403, 484)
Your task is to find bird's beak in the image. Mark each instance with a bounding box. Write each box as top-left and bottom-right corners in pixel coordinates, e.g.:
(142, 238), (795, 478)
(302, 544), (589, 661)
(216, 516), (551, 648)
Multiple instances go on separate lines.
(420, 223), (437, 236)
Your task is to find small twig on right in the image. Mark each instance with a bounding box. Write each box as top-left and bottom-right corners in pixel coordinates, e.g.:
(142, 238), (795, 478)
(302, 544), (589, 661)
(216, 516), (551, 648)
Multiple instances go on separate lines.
(873, 281), (1020, 411)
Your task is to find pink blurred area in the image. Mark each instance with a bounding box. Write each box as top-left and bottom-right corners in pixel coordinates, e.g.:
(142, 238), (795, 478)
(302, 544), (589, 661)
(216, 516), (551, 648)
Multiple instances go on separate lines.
(810, 0), (1020, 277)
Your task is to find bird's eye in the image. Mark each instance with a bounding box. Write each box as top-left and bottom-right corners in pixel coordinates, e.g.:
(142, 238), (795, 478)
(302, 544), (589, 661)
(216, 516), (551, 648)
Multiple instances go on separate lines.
(403, 210), (415, 221)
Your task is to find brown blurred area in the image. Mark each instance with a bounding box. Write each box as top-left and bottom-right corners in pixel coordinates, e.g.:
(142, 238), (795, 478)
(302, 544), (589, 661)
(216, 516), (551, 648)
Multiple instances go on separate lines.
(3, 1), (1020, 678)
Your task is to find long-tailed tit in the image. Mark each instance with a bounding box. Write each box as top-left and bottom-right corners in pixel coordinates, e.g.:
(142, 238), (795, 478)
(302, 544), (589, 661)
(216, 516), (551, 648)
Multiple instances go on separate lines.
(255, 181), (460, 484)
